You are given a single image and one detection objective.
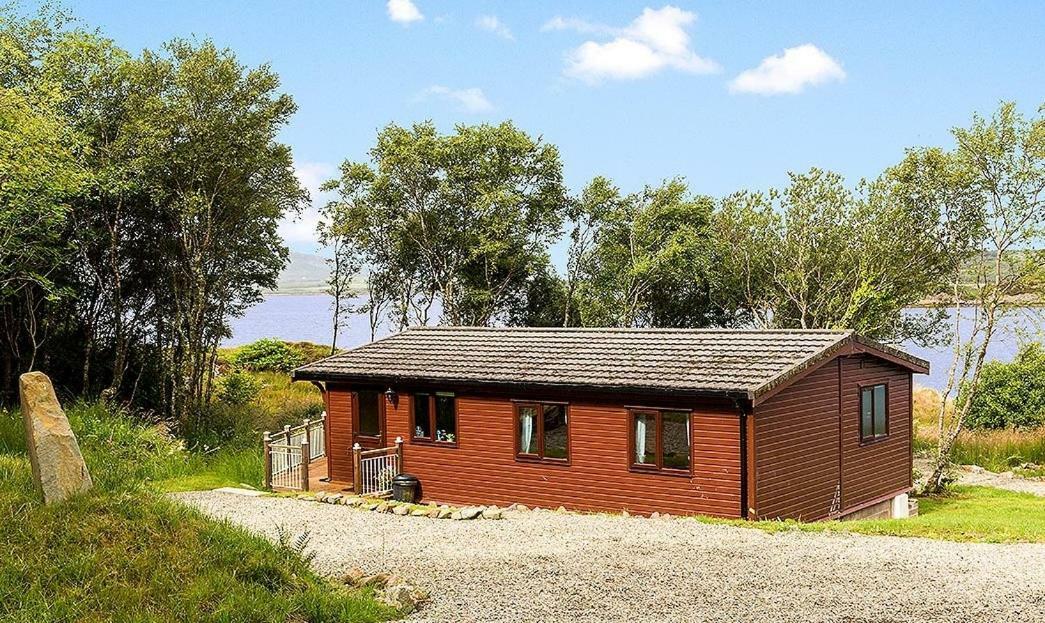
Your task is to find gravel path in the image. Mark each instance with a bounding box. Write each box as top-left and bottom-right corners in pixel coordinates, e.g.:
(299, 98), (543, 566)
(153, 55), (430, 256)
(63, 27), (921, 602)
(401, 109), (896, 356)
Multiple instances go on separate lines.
(175, 491), (1045, 623)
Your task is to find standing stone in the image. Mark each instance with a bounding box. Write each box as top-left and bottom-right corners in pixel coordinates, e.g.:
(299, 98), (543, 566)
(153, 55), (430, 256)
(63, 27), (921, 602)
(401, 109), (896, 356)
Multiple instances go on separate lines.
(19, 371), (93, 504)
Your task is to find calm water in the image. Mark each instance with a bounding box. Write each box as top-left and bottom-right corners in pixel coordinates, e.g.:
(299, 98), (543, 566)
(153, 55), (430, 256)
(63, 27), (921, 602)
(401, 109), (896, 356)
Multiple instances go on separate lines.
(227, 295), (1043, 390)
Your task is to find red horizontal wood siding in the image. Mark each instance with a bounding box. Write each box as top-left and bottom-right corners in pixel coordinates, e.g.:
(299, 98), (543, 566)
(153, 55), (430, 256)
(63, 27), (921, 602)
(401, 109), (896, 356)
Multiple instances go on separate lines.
(752, 353), (914, 521)
(840, 355), (912, 511)
(326, 389), (354, 483)
(326, 387), (743, 518)
(753, 362), (840, 521)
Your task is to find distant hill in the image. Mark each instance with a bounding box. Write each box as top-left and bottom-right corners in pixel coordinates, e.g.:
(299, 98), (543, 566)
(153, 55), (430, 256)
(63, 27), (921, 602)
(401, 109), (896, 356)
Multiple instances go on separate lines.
(269, 251), (367, 295)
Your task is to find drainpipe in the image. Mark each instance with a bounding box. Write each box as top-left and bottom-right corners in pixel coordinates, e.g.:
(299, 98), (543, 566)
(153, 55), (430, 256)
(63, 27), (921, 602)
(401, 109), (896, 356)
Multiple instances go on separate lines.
(733, 397), (751, 520)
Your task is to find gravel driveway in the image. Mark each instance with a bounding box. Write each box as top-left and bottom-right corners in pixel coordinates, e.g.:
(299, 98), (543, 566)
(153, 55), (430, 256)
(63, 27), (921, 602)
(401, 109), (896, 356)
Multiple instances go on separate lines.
(176, 491), (1045, 623)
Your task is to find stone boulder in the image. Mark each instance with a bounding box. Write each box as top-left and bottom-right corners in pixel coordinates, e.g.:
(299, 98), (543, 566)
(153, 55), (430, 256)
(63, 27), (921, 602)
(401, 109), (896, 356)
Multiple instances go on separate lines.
(19, 372), (93, 504)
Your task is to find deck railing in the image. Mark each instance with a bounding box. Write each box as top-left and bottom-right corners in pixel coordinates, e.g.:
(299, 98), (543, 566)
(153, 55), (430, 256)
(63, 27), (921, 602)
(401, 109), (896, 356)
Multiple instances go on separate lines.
(264, 413), (326, 491)
(353, 437), (403, 496)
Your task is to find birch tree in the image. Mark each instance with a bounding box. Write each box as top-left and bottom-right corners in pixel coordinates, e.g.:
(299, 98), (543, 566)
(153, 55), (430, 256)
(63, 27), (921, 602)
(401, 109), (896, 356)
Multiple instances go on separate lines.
(922, 102), (1045, 493)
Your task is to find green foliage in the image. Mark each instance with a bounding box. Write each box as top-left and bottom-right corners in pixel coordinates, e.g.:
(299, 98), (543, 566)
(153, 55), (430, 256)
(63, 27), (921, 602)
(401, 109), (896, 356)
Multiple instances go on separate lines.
(218, 371), (263, 405)
(573, 178), (739, 328)
(229, 338), (305, 373)
(715, 168), (957, 343)
(961, 344), (1045, 430)
(320, 120), (569, 330)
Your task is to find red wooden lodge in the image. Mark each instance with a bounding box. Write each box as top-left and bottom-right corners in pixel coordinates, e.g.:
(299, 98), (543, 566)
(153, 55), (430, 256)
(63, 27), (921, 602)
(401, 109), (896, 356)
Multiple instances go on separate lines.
(290, 327), (929, 521)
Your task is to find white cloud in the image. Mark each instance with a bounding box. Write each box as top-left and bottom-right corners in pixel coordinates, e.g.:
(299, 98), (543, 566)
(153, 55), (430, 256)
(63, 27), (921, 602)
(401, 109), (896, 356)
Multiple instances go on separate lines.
(549, 6), (719, 83)
(387, 0), (423, 24)
(279, 162), (338, 248)
(541, 16), (614, 35)
(420, 85), (494, 113)
(476, 15), (513, 40)
(729, 44), (845, 95)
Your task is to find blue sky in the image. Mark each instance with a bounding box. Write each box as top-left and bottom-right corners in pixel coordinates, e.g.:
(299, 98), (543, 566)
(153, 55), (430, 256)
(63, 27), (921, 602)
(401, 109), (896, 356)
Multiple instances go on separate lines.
(67, 1), (1045, 254)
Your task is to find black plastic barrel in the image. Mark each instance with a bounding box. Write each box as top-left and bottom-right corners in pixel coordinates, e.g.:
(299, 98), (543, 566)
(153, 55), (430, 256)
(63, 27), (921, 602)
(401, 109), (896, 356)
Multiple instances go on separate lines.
(391, 473), (420, 503)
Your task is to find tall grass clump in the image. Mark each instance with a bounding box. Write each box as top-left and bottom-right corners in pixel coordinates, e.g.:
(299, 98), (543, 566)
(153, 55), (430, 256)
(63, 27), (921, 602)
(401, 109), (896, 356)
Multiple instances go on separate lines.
(913, 385), (1045, 472)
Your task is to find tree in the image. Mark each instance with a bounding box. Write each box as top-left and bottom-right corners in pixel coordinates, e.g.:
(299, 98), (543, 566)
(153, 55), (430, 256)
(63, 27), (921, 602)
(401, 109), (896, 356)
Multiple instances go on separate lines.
(322, 121), (569, 328)
(124, 40), (305, 426)
(317, 194), (361, 352)
(715, 168), (956, 344)
(922, 102), (1045, 493)
(574, 179), (739, 328)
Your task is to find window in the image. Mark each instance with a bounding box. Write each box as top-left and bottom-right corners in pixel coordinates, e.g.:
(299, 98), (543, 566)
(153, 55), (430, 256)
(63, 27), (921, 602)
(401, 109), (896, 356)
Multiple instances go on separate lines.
(860, 384), (888, 441)
(516, 402), (568, 462)
(357, 390), (381, 437)
(412, 392), (457, 443)
(629, 409), (691, 473)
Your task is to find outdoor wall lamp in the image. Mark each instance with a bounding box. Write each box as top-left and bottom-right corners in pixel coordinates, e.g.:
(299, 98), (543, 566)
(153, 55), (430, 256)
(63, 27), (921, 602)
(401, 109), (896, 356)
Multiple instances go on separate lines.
(384, 387), (398, 406)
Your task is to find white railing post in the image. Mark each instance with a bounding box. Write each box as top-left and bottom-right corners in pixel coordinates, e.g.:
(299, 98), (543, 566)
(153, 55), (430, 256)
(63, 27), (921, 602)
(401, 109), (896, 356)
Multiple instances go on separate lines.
(263, 431), (272, 489)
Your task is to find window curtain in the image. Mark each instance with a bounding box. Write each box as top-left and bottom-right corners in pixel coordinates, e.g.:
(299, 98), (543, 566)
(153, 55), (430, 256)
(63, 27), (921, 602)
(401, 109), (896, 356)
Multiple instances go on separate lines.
(520, 410), (534, 453)
(634, 416), (646, 463)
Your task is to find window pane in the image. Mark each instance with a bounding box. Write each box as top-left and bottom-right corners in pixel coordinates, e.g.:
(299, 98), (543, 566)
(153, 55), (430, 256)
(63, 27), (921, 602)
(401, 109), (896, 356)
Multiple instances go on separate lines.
(434, 394), (456, 442)
(413, 393), (431, 438)
(662, 411), (690, 470)
(542, 404), (568, 459)
(633, 413), (656, 465)
(518, 406), (537, 454)
(861, 388), (873, 439)
(358, 390), (380, 436)
(873, 385), (887, 436)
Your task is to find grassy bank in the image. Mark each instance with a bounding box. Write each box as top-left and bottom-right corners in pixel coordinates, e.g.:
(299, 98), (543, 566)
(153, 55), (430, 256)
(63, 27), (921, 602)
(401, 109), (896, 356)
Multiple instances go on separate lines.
(0, 402), (394, 623)
(700, 486), (1045, 543)
(913, 386), (1045, 475)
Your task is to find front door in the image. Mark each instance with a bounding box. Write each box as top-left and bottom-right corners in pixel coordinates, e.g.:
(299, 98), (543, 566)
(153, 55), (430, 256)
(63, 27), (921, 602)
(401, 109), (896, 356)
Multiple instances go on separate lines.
(353, 389), (385, 449)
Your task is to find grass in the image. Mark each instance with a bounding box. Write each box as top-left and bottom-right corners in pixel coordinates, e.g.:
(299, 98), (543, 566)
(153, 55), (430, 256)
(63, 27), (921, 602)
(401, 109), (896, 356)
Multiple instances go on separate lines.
(913, 385), (1045, 473)
(0, 401), (396, 623)
(699, 486), (1045, 543)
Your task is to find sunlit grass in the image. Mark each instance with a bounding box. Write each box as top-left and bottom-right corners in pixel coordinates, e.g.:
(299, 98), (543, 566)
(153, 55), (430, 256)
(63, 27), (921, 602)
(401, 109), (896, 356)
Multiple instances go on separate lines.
(0, 402), (394, 622)
(697, 486), (1045, 543)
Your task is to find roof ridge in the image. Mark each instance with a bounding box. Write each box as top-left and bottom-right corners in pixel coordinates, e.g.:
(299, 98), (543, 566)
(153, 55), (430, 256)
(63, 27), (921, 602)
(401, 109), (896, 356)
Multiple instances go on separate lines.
(405, 325), (851, 334)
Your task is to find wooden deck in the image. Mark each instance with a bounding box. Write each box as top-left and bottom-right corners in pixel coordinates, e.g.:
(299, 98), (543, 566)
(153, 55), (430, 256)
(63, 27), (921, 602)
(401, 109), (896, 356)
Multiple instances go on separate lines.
(304, 457), (355, 494)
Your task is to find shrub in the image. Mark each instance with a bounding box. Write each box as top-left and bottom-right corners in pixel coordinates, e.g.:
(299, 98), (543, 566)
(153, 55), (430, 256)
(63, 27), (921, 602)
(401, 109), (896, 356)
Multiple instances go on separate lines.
(228, 338), (304, 372)
(218, 371), (262, 405)
(962, 343), (1045, 430)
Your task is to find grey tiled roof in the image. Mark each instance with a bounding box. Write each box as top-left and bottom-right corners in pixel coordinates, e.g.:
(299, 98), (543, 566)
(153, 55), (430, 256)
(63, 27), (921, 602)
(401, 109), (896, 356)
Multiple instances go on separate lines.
(292, 327), (929, 399)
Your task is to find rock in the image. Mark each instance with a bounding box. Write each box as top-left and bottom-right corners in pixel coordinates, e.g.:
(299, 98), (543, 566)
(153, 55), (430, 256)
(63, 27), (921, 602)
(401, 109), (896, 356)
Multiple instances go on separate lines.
(427, 507), (441, 518)
(382, 584), (417, 611)
(364, 502), (379, 511)
(450, 511), (464, 520)
(621, 510), (630, 518)
(315, 492), (327, 502)
(650, 512), (660, 519)
(343, 567), (365, 586)
(410, 508), (429, 517)
(376, 502), (392, 513)
(663, 513), (673, 520)
(296, 493), (314, 501)
(359, 572), (390, 588)
(482, 506), (503, 520)
(1000, 471), (1014, 479)
(437, 508), (453, 519)
(511, 504), (529, 512)
(459, 506), (483, 520)
(556, 505), (567, 513)
(326, 493), (343, 503)
(392, 504), (410, 516)
(19, 371), (93, 504)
